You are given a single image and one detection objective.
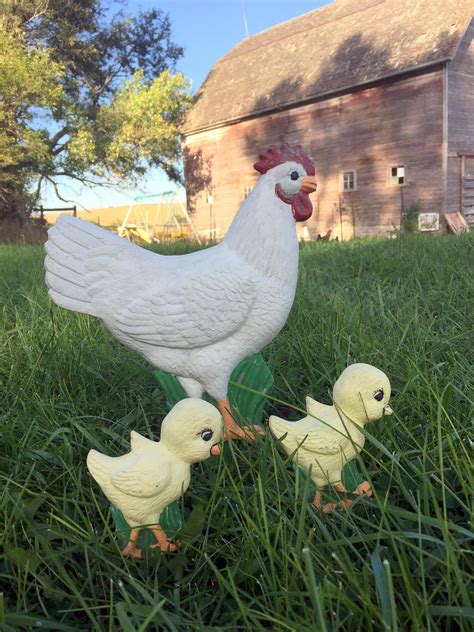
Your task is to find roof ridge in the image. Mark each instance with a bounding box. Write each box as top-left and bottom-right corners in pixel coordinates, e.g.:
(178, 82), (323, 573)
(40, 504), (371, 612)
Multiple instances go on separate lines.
(184, 0), (473, 135)
(223, 0), (387, 63)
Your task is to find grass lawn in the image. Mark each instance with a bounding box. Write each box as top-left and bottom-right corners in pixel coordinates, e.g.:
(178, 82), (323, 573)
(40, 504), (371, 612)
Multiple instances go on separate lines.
(0, 234), (472, 631)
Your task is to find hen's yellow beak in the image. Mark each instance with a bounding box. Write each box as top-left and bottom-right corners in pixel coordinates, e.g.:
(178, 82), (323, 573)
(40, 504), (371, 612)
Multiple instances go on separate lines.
(301, 175), (317, 194)
(384, 405), (393, 415)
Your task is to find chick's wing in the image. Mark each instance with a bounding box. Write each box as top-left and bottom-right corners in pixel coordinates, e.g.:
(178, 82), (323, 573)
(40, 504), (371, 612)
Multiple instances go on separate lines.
(295, 426), (346, 455)
(111, 455), (172, 498)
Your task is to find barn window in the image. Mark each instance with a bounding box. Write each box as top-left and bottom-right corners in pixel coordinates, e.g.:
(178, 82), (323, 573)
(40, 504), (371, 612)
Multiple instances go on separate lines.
(389, 165), (405, 186)
(340, 170), (357, 192)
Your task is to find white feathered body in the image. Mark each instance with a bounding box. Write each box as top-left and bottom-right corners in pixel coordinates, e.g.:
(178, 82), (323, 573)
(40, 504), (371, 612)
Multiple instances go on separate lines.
(45, 181), (299, 400)
(87, 431), (191, 527)
(269, 398), (365, 488)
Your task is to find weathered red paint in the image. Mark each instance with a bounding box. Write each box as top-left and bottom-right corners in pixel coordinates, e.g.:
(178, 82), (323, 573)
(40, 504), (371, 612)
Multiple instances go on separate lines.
(184, 69), (448, 239)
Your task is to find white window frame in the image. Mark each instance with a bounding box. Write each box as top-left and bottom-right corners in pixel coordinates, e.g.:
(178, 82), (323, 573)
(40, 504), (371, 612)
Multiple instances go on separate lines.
(388, 164), (406, 187)
(340, 170), (357, 192)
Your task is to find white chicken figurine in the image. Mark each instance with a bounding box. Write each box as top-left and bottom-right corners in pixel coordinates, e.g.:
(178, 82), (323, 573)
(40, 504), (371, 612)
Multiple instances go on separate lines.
(269, 364), (392, 513)
(87, 398), (222, 559)
(45, 144), (317, 440)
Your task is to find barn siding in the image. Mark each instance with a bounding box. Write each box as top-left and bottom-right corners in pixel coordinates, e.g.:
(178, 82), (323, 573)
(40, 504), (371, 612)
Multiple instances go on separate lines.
(184, 69), (444, 239)
(446, 18), (474, 214)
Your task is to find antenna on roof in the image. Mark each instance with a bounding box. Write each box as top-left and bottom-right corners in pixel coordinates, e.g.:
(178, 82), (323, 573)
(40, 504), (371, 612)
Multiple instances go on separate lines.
(241, 0), (249, 38)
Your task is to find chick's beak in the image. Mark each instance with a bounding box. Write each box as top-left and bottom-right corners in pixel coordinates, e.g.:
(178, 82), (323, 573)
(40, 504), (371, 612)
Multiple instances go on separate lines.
(300, 175), (317, 194)
(210, 443), (221, 457)
(384, 405), (393, 416)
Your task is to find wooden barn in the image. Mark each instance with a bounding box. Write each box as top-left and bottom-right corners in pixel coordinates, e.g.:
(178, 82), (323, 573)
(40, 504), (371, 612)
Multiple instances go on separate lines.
(182, 0), (474, 240)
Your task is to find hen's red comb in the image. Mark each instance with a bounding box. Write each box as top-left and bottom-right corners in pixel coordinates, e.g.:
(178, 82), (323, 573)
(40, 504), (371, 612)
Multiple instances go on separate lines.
(253, 144), (315, 176)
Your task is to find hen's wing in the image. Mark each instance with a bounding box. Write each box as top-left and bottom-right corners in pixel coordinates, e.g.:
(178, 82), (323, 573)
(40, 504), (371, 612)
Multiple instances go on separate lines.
(45, 216), (257, 350)
(112, 254), (257, 349)
(111, 453), (172, 498)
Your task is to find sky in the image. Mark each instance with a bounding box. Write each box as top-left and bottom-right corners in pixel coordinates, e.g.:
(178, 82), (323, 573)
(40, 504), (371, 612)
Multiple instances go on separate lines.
(43, 0), (330, 210)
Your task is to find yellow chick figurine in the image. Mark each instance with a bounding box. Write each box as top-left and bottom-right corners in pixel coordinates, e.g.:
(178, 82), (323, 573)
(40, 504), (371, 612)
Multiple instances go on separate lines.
(269, 363), (392, 513)
(87, 398), (222, 559)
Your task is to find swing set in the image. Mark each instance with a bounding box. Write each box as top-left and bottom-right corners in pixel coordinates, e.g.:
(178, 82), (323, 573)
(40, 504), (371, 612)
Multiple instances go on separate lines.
(117, 192), (201, 244)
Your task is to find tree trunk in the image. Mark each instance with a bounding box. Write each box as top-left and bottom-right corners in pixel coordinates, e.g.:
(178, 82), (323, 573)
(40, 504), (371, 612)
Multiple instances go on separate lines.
(0, 178), (46, 242)
(0, 168), (31, 223)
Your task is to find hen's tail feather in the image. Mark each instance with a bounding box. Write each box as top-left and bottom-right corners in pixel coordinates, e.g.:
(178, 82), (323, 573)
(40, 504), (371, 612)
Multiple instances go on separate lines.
(56, 213), (116, 244)
(45, 215), (123, 316)
(47, 289), (94, 314)
(44, 255), (86, 288)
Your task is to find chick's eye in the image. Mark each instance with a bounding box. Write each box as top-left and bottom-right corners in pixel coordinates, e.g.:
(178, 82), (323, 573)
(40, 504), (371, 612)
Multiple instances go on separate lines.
(290, 170), (299, 181)
(374, 389), (384, 402)
(201, 429), (213, 442)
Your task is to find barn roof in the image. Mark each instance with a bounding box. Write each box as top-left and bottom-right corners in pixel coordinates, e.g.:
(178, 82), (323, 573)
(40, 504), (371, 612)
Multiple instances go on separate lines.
(183, 0), (473, 134)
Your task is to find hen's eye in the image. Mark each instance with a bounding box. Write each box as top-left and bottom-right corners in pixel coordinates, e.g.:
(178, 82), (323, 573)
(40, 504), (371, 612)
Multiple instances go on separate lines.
(290, 171), (299, 181)
(374, 389), (384, 402)
(201, 429), (213, 442)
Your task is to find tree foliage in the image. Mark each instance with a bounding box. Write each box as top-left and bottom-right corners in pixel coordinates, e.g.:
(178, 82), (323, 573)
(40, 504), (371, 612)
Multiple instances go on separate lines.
(0, 0), (191, 221)
(0, 17), (64, 217)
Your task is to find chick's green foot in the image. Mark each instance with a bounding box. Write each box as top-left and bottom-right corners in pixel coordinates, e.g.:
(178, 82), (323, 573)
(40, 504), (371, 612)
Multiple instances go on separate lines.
(217, 399), (264, 441)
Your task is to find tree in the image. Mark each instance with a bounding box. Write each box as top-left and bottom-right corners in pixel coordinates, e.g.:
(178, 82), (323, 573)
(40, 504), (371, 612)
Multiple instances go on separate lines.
(0, 24), (63, 220)
(0, 0), (191, 222)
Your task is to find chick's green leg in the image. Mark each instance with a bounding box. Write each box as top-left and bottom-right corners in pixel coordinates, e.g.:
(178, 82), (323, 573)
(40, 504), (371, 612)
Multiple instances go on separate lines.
(217, 398), (264, 441)
(122, 528), (142, 559)
(150, 526), (180, 553)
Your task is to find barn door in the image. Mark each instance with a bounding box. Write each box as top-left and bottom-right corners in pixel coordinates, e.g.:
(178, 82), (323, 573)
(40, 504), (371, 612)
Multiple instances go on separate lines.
(461, 155), (474, 227)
